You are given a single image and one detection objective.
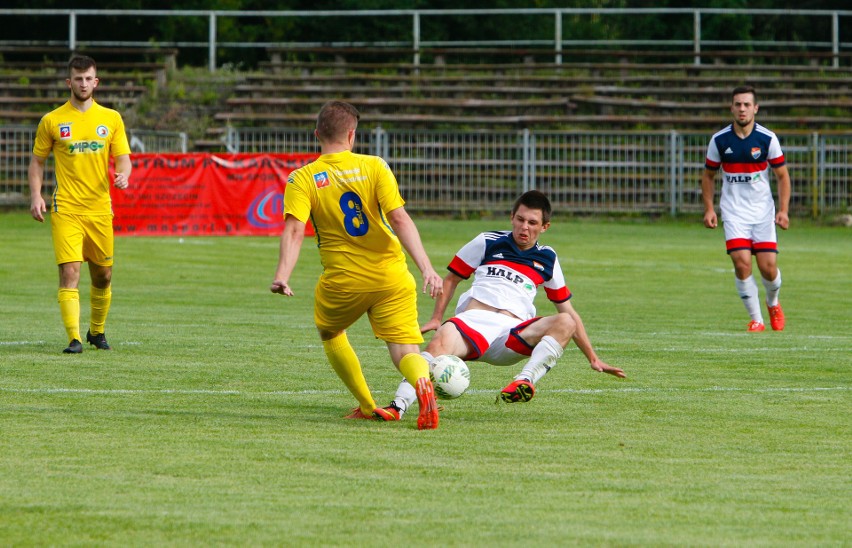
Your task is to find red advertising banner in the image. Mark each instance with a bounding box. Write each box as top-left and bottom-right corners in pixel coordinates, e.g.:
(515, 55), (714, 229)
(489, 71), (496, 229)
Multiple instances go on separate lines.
(111, 153), (318, 236)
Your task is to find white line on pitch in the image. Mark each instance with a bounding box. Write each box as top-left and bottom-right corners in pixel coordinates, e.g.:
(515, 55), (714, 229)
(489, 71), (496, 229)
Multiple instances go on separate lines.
(0, 386), (848, 397)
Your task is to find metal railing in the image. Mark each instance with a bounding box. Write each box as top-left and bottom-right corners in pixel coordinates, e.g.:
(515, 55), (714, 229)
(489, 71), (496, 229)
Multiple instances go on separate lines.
(224, 127), (851, 217)
(0, 8), (850, 71)
(3, 124), (847, 216)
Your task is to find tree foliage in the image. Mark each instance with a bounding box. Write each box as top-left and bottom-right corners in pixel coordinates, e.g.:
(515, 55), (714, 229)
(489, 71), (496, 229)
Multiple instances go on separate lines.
(1, 1), (849, 67)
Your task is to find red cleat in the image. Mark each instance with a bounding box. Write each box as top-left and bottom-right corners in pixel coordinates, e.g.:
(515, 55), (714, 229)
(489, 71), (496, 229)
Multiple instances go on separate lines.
(415, 377), (439, 430)
(500, 379), (535, 403)
(746, 320), (766, 332)
(374, 406), (401, 421)
(767, 303), (785, 331)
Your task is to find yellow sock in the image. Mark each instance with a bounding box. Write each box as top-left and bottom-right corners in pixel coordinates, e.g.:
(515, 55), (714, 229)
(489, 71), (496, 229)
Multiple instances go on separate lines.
(90, 285), (112, 335)
(399, 353), (430, 387)
(58, 288), (81, 343)
(323, 333), (376, 414)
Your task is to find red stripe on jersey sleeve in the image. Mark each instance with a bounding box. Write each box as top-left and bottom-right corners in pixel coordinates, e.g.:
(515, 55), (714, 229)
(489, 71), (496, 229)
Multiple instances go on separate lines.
(769, 154), (786, 167)
(705, 158), (721, 170)
(722, 161), (768, 173)
(447, 256), (475, 279)
(545, 285), (571, 303)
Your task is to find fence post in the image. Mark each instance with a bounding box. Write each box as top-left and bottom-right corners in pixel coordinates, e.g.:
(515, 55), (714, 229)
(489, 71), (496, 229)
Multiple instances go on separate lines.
(693, 10), (701, 66)
(413, 12), (420, 68)
(554, 11), (562, 65)
(832, 12), (839, 69)
(372, 126), (387, 158)
(69, 11), (77, 51)
(208, 12), (217, 72)
(522, 129), (531, 193)
(813, 132), (821, 218)
(670, 130), (679, 216)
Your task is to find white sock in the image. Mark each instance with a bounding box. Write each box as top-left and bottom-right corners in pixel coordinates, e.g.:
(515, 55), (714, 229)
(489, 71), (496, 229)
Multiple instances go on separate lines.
(390, 379), (417, 416)
(516, 335), (563, 385)
(735, 275), (763, 323)
(389, 350), (434, 416)
(762, 269), (782, 307)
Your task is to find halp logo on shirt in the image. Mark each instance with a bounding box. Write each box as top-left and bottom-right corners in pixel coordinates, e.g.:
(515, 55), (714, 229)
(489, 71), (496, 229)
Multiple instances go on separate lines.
(751, 147), (762, 159)
(59, 125), (72, 140)
(314, 171), (330, 188)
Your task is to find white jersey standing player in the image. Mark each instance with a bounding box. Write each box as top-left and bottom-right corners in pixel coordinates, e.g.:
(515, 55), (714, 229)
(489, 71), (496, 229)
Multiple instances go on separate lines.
(381, 191), (625, 420)
(702, 85), (792, 332)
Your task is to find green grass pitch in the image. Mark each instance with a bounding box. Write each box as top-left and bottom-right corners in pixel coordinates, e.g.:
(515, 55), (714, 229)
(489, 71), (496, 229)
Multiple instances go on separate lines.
(1, 211), (849, 545)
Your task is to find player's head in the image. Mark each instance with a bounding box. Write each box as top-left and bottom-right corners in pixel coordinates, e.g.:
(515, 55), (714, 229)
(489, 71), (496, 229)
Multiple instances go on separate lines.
(510, 191), (552, 249)
(66, 55), (98, 103)
(512, 190), (552, 224)
(732, 85), (757, 105)
(315, 100), (360, 149)
(731, 85), (758, 128)
(68, 55), (97, 75)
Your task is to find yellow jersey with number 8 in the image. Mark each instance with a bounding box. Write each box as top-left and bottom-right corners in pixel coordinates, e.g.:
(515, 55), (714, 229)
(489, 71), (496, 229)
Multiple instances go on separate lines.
(284, 150), (408, 291)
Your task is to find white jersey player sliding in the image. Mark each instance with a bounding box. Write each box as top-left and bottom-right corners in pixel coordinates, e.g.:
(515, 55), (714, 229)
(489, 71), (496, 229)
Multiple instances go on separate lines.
(380, 190), (625, 420)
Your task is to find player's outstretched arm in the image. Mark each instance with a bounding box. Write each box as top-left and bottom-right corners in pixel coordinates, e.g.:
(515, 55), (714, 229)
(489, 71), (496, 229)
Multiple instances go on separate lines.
(556, 300), (626, 379)
(385, 206), (443, 299)
(270, 215), (306, 297)
(421, 272), (464, 333)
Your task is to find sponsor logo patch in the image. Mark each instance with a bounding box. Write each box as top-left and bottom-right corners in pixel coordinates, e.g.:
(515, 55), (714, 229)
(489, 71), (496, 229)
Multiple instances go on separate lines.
(59, 125), (72, 139)
(314, 171), (330, 188)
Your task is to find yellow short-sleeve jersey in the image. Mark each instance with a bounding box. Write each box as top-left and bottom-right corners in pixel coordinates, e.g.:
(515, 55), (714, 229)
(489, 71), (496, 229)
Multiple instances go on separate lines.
(285, 150), (409, 291)
(33, 101), (131, 215)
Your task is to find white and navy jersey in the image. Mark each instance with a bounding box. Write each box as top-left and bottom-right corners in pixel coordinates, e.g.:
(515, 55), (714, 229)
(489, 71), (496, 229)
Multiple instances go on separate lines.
(705, 123), (786, 223)
(447, 230), (571, 321)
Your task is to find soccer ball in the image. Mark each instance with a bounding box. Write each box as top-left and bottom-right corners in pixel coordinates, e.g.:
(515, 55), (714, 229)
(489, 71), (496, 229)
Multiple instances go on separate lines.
(430, 355), (471, 400)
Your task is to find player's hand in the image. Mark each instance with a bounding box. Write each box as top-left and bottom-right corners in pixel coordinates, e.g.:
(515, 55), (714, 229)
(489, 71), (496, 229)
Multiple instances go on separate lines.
(114, 172), (129, 190)
(270, 280), (294, 296)
(775, 211), (789, 230)
(420, 319), (441, 334)
(30, 196), (46, 223)
(591, 358), (626, 378)
(703, 210), (717, 229)
(422, 269), (443, 299)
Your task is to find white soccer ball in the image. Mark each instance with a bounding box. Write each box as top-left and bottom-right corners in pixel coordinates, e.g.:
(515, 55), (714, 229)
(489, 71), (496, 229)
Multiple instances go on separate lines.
(429, 355), (471, 400)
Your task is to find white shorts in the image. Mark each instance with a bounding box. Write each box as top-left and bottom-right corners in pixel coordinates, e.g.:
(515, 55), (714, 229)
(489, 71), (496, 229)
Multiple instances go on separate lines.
(444, 309), (541, 366)
(722, 217), (778, 254)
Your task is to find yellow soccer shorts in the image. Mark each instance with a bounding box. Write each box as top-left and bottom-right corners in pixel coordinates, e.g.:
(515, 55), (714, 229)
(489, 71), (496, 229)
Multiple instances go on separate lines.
(50, 212), (115, 266)
(314, 271), (424, 345)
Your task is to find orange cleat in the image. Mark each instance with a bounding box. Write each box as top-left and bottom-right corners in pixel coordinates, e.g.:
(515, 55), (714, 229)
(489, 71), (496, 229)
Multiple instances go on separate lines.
(746, 320), (766, 332)
(415, 377), (439, 430)
(344, 408), (377, 420)
(767, 303), (785, 331)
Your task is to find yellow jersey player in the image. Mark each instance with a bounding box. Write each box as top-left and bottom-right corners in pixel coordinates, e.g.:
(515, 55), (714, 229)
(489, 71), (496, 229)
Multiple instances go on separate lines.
(29, 55), (132, 354)
(270, 100), (444, 430)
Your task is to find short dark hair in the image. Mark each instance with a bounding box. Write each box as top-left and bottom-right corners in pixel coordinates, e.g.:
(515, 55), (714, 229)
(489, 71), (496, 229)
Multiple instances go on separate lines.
(512, 190), (552, 224)
(732, 85), (757, 104)
(68, 55), (97, 74)
(316, 100), (360, 143)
